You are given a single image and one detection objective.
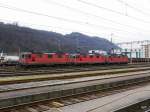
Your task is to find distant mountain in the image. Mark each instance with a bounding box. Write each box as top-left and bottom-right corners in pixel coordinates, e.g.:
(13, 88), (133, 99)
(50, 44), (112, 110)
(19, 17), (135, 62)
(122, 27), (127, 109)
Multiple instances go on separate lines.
(0, 22), (119, 54)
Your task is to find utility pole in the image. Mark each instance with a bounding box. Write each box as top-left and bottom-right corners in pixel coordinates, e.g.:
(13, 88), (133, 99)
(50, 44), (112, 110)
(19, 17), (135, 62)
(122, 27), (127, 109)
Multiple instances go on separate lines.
(57, 39), (61, 52)
(110, 33), (113, 43)
(130, 42), (133, 63)
(18, 47), (21, 58)
(117, 40), (150, 60)
(76, 37), (79, 53)
(110, 33), (114, 54)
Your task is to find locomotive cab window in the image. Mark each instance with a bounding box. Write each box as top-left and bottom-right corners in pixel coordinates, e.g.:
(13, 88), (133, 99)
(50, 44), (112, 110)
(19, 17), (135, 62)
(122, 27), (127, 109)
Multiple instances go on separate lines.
(22, 54), (31, 58)
(21, 54), (25, 58)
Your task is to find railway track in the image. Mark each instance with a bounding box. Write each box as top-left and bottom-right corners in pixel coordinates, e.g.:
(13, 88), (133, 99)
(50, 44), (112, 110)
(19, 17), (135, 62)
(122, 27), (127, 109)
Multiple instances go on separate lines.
(3, 81), (149, 112)
(1, 70), (150, 111)
(0, 63), (150, 77)
(0, 66), (150, 84)
(0, 63), (150, 111)
(0, 70), (149, 93)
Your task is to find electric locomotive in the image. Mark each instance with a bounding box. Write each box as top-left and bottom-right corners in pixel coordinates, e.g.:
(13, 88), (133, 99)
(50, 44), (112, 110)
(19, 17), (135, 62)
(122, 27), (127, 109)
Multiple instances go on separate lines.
(19, 52), (129, 66)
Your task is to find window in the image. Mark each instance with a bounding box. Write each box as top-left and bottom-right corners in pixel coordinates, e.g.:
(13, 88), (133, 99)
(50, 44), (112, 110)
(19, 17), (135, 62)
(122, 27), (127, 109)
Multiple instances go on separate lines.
(57, 54), (62, 58)
(27, 54), (31, 58)
(90, 55), (93, 58)
(37, 54), (42, 58)
(48, 54), (52, 58)
(21, 54), (25, 58)
(21, 54), (31, 58)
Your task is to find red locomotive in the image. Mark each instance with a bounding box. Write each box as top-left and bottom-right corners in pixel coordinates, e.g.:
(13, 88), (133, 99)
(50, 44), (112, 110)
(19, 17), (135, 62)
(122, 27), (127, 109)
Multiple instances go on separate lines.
(19, 52), (129, 66)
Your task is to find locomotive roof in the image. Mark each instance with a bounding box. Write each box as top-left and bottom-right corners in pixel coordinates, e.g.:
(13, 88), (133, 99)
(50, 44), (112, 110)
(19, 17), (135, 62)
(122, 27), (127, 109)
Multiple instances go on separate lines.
(20, 52), (69, 55)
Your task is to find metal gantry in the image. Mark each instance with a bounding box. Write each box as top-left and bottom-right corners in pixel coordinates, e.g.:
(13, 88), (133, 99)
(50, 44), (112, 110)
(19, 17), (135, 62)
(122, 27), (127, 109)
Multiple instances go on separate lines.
(116, 40), (150, 59)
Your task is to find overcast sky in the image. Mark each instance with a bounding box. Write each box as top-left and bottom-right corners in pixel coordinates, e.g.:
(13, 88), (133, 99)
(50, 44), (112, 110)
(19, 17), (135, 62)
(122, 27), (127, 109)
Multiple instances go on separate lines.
(0, 0), (150, 43)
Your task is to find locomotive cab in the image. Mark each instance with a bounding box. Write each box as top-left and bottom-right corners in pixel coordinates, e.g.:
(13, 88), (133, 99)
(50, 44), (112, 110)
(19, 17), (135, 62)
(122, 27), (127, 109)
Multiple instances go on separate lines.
(19, 52), (32, 64)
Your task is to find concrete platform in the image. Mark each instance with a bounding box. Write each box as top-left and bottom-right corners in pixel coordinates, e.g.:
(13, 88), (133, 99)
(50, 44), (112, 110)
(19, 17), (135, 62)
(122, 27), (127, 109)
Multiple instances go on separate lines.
(55, 84), (150, 112)
(0, 70), (150, 92)
(0, 70), (150, 109)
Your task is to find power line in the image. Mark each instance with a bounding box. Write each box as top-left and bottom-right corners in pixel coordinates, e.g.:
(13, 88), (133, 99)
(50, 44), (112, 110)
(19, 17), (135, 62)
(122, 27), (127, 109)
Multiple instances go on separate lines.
(0, 3), (140, 34)
(117, 40), (150, 45)
(117, 0), (150, 17)
(107, 32), (150, 43)
(0, 3), (85, 25)
(45, 0), (150, 33)
(77, 0), (150, 24)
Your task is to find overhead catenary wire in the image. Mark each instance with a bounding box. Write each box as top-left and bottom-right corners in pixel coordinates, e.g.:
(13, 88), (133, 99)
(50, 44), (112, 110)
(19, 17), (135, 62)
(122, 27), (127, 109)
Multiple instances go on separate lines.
(44, 0), (150, 33)
(77, 0), (150, 24)
(0, 3), (142, 34)
(47, 0), (150, 33)
(1, 1), (150, 40)
(117, 0), (150, 17)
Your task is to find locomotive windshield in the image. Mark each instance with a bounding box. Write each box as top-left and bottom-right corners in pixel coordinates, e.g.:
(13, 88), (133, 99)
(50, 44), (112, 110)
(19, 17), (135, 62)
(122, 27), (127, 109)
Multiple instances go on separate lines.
(21, 54), (31, 59)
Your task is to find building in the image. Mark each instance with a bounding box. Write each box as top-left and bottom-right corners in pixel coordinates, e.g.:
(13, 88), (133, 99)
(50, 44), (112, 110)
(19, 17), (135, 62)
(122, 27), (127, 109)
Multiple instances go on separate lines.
(142, 44), (150, 58)
(114, 49), (143, 58)
(116, 40), (150, 58)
